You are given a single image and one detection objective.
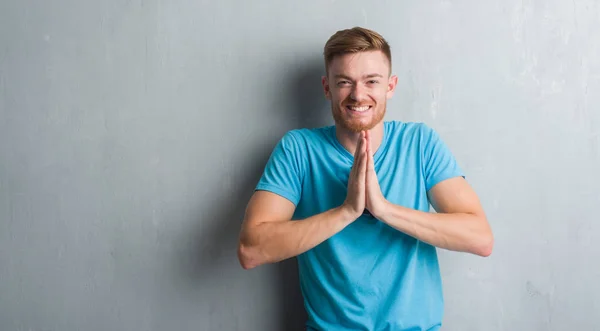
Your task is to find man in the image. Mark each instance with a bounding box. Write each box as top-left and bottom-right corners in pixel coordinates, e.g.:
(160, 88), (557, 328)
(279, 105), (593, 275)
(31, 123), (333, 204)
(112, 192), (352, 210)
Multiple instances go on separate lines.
(237, 27), (493, 331)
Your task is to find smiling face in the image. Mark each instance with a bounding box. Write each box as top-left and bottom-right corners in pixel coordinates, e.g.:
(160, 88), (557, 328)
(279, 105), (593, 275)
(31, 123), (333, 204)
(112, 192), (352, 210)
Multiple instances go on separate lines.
(322, 50), (398, 133)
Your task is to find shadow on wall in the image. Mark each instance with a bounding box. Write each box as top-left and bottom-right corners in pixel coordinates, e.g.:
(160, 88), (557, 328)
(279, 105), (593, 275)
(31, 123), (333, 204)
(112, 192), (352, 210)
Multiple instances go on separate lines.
(180, 56), (330, 330)
(287, 57), (332, 129)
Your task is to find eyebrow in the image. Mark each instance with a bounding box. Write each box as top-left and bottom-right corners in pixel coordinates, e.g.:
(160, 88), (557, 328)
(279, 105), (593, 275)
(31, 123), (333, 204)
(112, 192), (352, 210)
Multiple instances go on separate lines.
(334, 73), (384, 80)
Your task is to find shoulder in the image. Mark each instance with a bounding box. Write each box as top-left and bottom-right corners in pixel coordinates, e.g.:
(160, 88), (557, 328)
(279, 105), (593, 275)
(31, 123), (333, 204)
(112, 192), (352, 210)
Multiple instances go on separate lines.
(278, 125), (334, 150)
(384, 120), (431, 131)
(384, 120), (438, 143)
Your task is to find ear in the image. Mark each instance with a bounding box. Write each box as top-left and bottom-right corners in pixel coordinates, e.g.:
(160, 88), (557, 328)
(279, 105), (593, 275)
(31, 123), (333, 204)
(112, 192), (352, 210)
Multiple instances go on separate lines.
(321, 75), (332, 100)
(386, 75), (398, 99)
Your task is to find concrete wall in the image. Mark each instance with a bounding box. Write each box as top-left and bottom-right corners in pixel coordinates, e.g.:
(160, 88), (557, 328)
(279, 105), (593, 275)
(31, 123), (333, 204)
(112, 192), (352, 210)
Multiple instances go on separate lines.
(1, 1), (598, 330)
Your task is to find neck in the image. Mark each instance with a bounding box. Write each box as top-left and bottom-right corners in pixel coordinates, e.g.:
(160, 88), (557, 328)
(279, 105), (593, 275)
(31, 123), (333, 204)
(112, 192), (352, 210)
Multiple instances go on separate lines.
(335, 121), (385, 156)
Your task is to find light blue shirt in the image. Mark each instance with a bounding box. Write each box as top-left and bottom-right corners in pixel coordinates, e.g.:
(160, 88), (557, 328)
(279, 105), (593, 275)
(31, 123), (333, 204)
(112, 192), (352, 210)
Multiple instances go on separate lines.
(255, 121), (465, 331)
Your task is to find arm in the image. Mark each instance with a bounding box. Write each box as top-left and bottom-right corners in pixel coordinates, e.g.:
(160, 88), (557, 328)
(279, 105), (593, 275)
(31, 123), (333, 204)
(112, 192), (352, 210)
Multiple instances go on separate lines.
(375, 177), (493, 257)
(238, 132), (369, 270)
(237, 191), (356, 269)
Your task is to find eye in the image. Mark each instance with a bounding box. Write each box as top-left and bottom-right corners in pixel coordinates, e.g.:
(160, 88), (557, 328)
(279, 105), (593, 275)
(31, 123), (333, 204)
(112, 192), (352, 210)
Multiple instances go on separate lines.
(367, 80), (379, 84)
(337, 80), (351, 86)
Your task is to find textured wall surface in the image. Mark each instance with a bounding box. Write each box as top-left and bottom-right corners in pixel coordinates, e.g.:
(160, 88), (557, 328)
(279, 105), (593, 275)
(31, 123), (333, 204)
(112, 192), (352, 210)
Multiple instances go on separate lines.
(1, 1), (599, 330)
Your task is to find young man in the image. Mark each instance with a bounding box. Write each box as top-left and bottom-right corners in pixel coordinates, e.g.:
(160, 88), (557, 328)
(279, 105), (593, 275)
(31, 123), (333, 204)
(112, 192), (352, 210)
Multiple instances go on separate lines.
(237, 27), (493, 331)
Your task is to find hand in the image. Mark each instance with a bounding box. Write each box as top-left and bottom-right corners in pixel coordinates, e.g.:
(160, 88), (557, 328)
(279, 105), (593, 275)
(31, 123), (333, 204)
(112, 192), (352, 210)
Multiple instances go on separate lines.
(365, 130), (389, 219)
(342, 131), (367, 219)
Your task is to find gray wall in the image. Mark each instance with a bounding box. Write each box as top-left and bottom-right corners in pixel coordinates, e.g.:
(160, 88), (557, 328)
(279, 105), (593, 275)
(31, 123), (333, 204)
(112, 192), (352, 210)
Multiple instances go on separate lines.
(1, 1), (599, 330)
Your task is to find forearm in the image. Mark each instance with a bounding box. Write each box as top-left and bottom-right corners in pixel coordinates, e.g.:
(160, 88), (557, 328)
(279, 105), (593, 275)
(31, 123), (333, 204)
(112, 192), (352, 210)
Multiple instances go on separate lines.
(377, 201), (493, 256)
(238, 206), (355, 269)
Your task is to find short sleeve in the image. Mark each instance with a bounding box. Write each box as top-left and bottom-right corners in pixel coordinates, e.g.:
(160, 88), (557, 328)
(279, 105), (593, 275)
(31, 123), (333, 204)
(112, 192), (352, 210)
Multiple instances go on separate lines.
(420, 124), (465, 191)
(255, 131), (304, 206)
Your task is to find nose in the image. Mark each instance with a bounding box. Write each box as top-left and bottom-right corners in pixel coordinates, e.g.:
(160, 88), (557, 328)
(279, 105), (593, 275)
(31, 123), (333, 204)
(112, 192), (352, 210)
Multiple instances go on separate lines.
(350, 83), (367, 102)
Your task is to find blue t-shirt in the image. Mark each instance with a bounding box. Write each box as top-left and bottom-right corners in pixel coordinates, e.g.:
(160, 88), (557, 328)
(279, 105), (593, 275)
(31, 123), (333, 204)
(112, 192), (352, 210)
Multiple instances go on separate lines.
(255, 121), (464, 331)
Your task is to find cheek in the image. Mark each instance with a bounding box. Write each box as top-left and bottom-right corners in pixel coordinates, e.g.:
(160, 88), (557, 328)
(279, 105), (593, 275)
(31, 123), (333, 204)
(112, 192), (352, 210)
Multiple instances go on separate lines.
(333, 90), (350, 103)
(374, 88), (389, 101)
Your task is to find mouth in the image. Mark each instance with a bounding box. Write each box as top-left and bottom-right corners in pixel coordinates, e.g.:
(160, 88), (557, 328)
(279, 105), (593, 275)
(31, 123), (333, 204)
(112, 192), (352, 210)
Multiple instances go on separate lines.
(345, 105), (373, 113)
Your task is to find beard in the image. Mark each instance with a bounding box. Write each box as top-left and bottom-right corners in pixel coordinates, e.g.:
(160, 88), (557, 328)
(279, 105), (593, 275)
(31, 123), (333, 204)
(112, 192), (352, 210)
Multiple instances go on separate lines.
(331, 102), (386, 133)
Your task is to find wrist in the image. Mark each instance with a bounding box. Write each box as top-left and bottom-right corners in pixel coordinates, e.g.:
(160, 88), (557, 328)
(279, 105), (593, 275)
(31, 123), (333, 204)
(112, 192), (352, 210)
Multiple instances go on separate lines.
(337, 204), (360, 224)
(373, 199), (393, 220)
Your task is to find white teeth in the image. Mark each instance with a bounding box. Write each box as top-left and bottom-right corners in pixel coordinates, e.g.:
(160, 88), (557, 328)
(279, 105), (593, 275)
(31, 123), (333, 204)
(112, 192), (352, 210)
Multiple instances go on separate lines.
(349, 106), (370, 112)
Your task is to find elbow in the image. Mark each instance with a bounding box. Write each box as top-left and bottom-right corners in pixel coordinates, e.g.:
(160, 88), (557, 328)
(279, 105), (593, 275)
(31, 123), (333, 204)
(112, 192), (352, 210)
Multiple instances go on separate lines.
(237, 224), (270, 270)
(473, 233), (494, 257)
(237, 242), (261, 270)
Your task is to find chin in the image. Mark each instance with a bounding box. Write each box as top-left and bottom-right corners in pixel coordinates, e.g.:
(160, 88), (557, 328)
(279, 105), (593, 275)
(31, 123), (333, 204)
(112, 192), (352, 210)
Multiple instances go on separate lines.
(332, 108), (385, 132)
(336, 118), (378, 133)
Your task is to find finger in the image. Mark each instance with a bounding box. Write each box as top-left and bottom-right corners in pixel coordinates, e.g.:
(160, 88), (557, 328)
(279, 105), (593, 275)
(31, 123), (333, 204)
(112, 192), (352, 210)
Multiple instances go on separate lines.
(349, 139), (361, 183)
(359, 131), (365, 149)
(355, 136), (364, 168)
(366, 130), (372, 155)
(359, 137), (367, 177)
(354, 132), (365, 170)
(361, 135), (369, 165)
(367, 141), (375, 173)
(358, 141), (367, 203)
(352, 131), (363, 163)
(365, 130), (370, 153)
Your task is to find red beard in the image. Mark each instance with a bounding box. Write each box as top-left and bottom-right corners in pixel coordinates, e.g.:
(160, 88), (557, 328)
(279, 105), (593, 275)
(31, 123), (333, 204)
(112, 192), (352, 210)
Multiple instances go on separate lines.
(331, 102), (386, 133)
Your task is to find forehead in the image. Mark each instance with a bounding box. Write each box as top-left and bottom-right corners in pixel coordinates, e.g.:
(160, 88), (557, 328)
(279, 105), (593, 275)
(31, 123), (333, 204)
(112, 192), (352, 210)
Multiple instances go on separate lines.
(328, 50), (390, 78)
